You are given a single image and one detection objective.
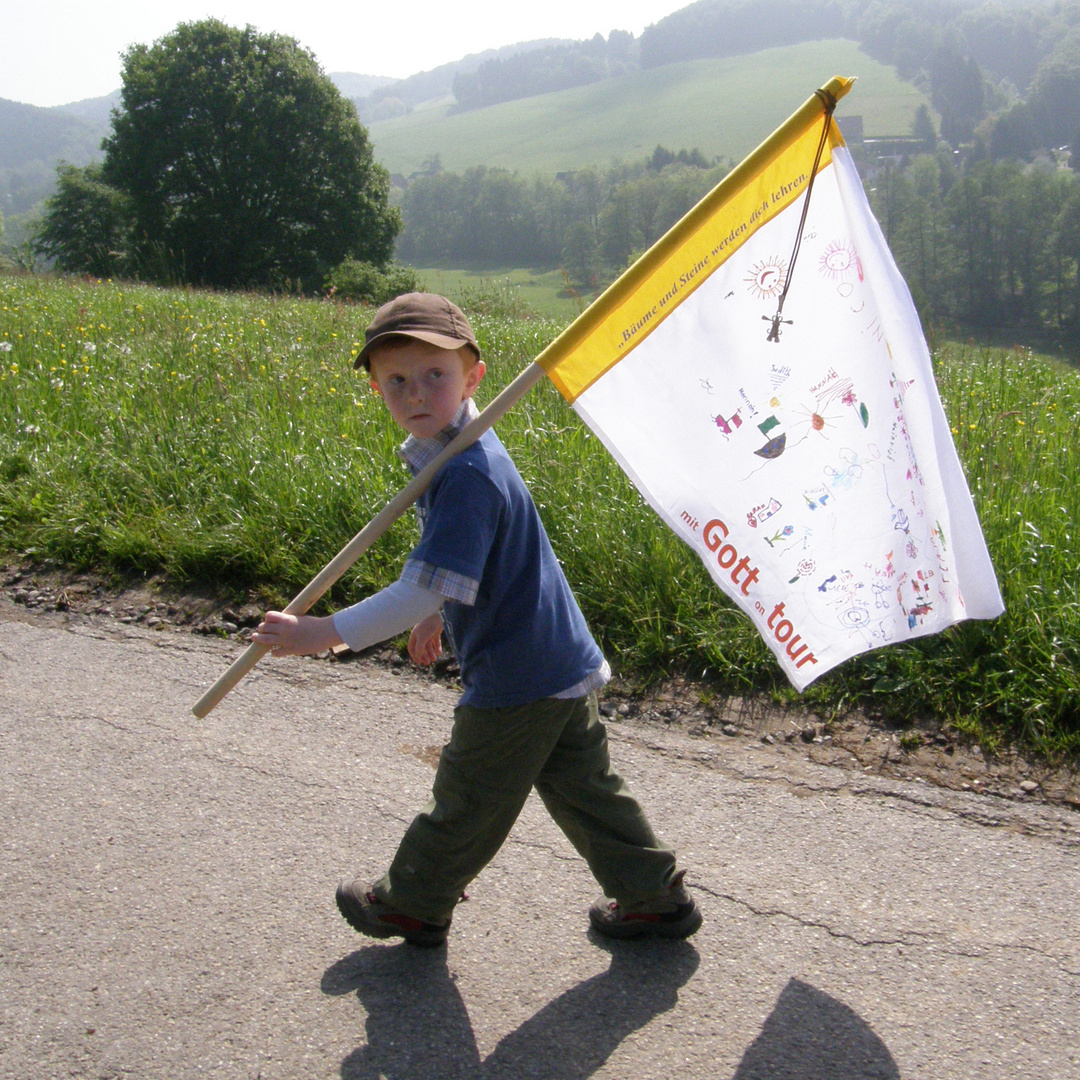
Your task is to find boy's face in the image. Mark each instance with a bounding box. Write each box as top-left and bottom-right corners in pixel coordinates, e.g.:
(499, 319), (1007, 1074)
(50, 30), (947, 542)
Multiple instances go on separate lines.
(368, 339), (485, 440)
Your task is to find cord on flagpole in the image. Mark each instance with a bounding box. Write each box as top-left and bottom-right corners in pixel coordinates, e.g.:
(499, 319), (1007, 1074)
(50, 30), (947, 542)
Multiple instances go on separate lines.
(764, 87), (839, 342)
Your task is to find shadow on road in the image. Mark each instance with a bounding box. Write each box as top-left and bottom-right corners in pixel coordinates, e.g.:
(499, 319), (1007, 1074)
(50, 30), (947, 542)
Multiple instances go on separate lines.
(733, 977), (900, 1079)
(323, 947), (899, 1079)
(322, 935), (700, 1079)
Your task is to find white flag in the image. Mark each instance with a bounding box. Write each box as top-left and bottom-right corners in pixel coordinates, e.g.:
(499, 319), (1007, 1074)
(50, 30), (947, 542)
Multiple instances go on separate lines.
(538, 77), (1003, 689)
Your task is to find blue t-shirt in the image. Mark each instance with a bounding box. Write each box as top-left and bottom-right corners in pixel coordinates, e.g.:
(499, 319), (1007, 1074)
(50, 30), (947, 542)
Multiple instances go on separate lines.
(407, 430), (604, 708)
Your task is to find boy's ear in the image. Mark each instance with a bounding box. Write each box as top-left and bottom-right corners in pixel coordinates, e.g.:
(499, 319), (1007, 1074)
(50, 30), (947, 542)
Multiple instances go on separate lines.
(463, 359), (486, 397)
(369, 378), (381, 395)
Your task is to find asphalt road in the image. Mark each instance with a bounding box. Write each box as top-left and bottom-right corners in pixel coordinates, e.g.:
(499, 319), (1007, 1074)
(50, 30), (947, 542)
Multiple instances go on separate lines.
(2, 612), (1078, 1079)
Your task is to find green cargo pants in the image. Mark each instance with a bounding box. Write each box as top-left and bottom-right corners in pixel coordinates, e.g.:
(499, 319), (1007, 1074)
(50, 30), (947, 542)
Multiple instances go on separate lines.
(371, 692), (677, 922)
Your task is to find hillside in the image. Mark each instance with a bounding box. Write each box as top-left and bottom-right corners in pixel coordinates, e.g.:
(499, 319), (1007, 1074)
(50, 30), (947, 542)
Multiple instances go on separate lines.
(53, 91), (122, 128)
(0, 97), (110, 221)
(0, 98), (106, 171)
(349, 40), (574, 122)
(368, 39), (932, 177)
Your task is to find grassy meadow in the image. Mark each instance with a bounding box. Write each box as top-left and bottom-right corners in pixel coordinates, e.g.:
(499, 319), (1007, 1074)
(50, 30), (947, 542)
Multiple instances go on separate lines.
(415, 267), (588, 320)
(2, 271), (1079, 757)
(369, 40), (932, 177)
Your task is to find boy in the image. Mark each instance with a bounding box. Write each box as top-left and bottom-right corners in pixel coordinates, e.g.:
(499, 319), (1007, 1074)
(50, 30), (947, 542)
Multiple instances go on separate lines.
(253, 293), (700, 947)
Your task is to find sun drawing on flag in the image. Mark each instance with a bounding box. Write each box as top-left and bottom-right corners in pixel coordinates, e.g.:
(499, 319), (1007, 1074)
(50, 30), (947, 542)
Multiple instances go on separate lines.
(818, 240), (862, 282)
(789, 402), (841, 442)
(745, 257), (787, 299)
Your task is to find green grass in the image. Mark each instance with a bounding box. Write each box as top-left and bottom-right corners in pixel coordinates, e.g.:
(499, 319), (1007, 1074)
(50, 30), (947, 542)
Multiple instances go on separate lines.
(2, 272), (1079, 757)
(370, 40), (932, 177)
(413, 267), (590, 320)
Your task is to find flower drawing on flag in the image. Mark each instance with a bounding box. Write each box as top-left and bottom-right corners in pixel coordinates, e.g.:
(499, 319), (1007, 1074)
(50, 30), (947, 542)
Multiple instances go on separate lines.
(765, 524), (796, 548)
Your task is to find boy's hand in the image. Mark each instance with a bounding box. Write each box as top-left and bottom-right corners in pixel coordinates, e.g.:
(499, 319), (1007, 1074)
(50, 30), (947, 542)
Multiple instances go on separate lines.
(408, 612), (444, 666)
(252, 611), (344, 656)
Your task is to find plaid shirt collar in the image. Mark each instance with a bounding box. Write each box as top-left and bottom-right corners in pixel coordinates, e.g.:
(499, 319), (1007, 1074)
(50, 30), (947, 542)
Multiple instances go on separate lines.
(397, 398), (480, 475)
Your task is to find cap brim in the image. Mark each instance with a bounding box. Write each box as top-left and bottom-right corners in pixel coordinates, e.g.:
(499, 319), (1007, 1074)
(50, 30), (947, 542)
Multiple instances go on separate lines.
(356, 329), (477, 369)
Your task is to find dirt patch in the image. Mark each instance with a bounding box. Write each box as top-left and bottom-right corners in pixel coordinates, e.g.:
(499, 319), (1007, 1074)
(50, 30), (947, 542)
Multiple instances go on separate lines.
(4, 560), (1079, 810)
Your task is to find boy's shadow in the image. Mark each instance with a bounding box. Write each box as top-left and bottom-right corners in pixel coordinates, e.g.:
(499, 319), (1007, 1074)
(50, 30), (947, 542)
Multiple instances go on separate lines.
(323, 948), (901, 1080)
(322, 934), (700, 1080)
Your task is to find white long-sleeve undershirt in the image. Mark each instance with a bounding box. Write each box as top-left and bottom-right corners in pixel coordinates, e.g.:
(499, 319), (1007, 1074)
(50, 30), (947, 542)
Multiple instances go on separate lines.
(331, 579), (444, 653)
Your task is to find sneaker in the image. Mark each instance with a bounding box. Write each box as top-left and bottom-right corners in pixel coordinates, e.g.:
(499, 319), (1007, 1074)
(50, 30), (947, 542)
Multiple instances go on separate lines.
(589, 870), (702, 940)
(335, 880), (451, 948)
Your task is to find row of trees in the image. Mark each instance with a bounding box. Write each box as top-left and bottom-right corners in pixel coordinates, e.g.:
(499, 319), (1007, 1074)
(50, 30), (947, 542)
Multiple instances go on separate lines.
(396, 154), (729, 281)
(638, 0), (849, 68)
(871, 154), (1080, 335)
(451, 31), (636, 111)
(396, 145), (1080, 340)
(33, 20), (400, 292)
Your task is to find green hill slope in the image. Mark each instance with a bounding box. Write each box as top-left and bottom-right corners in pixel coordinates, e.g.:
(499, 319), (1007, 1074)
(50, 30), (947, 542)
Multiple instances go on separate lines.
(369, 39), (931, 176)
(0, 98), (105, 170)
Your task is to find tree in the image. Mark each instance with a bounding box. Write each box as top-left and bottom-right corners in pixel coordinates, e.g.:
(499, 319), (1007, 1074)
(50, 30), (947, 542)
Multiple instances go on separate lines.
(911, 105), (937, 153)
(930, 45), (986, 145)
(1028, 31), (1080, 147)
(101, 19), (399, 290)
(326, 259), (421, 305)
(987, 103), (1038, 161)
(32, 163), (131, 278)
(561, 221), (599, 287)
(891, 155), (948, 320)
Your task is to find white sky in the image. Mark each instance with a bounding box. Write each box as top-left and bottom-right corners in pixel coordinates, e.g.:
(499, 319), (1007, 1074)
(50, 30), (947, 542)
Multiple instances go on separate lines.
(1, 1), (692, 108)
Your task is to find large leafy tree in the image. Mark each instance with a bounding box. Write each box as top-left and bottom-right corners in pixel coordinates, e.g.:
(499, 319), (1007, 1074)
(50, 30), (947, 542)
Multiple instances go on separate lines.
(101, 19), (399, 290)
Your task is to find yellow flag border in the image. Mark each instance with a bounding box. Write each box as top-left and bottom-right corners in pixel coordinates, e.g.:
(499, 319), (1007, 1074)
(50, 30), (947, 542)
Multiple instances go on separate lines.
(536, 76), (855, 403)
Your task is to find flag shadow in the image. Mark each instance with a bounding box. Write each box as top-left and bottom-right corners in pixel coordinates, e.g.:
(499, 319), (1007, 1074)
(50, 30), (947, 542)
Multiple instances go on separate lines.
(322, 935), (700, 1080)
(732, 977), (900, 1080)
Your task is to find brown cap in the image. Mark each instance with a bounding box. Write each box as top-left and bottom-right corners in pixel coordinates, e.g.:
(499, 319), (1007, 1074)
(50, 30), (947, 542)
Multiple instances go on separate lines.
(355, 292), (480, 369)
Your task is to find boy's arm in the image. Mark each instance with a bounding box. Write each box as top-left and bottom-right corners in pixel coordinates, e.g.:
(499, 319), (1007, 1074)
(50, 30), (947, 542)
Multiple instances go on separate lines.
(253, 580), (443, 658)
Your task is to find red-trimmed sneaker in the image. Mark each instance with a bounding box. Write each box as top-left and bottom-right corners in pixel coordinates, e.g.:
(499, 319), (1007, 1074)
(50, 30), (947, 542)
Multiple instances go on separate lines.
(335, 881), (451, 947)
(589, 870), (702, 940)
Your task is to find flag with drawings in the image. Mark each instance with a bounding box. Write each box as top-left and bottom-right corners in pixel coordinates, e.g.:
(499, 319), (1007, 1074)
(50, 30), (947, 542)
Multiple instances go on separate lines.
(539, 77), (1003, 689)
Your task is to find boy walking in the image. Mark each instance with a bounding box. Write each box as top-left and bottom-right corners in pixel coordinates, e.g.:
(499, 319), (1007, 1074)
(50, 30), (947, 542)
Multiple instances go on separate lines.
(253, 293), (700, 947)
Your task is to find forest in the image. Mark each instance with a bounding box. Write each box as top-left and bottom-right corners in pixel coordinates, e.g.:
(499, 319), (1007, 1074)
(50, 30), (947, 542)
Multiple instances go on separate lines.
(397, 142), (1080, 342)
(396, 151), (730, 279)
